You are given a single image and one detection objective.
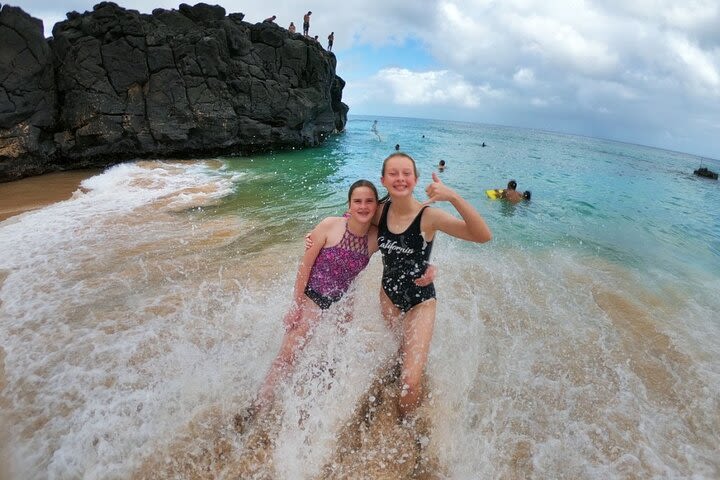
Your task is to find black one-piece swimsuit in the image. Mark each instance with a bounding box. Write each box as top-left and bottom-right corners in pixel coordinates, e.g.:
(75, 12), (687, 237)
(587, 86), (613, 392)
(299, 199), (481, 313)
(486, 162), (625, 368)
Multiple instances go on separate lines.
(377, 202), (436, 312)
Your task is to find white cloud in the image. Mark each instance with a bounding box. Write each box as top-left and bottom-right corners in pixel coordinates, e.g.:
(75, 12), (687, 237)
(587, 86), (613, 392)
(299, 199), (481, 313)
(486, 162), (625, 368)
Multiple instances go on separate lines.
(372, 68), (502, 108)
(662, 1), (719, 28)
(513, 68), (536, 86)
(666, 33), (720, 95)
(600, 0), (720, 30)
(508, 14), (619, 76)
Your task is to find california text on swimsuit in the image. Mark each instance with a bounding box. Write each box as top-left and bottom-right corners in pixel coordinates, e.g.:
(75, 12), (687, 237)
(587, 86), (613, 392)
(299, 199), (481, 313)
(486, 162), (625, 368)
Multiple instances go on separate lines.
(378, 202), (436, 312)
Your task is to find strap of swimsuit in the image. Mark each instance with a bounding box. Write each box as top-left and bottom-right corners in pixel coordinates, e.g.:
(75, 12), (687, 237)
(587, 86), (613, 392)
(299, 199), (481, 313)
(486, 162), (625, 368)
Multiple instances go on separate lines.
(340, 218), (369, 254)
(415, 205), (432, 238)
(379, 201), (391, 231)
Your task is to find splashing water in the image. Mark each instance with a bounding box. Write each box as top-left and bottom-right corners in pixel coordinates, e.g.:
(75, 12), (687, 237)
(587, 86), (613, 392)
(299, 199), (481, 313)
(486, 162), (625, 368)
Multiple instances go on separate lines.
(1, 117), (719, 479)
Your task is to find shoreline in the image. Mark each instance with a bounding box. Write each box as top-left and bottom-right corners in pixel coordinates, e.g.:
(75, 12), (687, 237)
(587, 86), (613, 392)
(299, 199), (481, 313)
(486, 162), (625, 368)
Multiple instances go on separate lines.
(0, 170), (101, 222)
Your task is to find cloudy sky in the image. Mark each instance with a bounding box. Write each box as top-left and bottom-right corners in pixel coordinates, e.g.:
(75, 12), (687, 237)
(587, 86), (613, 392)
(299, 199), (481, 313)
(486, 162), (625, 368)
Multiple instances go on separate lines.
(16, 0), (720, 160)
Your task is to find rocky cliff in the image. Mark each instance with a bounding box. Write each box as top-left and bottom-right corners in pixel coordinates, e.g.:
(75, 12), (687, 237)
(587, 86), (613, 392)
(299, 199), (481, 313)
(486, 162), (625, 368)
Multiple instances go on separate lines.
(0, 2), (349, 182)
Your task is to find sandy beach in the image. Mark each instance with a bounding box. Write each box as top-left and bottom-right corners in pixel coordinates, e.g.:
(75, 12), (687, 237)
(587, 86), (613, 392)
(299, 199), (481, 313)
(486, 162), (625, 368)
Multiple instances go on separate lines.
(0, 170), (100, 222)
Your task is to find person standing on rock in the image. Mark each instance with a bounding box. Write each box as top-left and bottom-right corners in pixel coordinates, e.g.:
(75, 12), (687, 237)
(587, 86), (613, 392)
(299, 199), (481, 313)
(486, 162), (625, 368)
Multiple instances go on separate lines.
(303, 11), (312, 36)
(328, 32), (335, 52)
(288, 21), (296, 33)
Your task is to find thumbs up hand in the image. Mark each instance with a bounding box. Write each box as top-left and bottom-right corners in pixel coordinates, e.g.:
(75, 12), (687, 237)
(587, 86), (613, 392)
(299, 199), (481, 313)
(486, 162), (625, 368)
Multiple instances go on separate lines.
(424, 171), (457, 205)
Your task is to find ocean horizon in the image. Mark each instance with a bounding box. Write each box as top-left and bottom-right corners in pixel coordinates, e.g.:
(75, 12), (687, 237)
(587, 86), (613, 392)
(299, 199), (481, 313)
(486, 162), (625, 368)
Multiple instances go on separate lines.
(359, 114), (720, 162)
(1, 115), (718, 479)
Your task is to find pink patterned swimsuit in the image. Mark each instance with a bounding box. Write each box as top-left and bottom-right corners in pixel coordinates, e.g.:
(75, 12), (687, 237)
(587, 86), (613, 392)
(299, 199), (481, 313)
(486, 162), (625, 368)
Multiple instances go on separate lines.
(304, 221), (370, 309)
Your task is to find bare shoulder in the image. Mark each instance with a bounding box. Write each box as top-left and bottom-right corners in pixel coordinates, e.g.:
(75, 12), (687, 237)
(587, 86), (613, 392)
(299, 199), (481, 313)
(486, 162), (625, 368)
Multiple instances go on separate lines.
(315, 216), (344, 230)
(422, 205), (449, 222)
(421, 205), (458, 232)
(310, 216), (339, 239)
(314, 216), (348, 246)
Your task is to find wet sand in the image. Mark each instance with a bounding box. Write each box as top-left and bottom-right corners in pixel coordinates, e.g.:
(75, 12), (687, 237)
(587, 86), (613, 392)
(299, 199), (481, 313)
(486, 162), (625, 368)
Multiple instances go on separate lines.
(0, 170), (100, 222)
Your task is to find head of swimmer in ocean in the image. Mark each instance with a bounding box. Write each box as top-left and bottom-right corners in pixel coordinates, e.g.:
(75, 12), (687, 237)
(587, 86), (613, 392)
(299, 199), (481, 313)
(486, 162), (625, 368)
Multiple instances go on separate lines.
(347, 179), (380, 221)
(380, 152), (419, 202)
(507, 179), (518, 191)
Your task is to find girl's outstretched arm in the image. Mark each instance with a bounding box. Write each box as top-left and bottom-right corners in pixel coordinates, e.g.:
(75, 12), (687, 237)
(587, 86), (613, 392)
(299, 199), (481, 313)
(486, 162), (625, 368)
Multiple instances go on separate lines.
(424, 172), (492, 243)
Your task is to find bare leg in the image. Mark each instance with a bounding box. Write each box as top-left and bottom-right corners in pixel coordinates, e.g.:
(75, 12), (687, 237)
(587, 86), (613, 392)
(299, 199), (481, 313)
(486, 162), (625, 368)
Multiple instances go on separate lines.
(379, 289), (437, 416)
(398, 299), (436, 417)
(379, 288), (403, 339)
(254, 297), (322, 412)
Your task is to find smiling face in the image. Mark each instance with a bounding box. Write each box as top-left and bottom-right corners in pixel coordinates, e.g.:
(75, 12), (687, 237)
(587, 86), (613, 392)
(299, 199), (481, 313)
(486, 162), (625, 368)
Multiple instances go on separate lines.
(381, 154), (418, 198)
(347, 183), (378, 223)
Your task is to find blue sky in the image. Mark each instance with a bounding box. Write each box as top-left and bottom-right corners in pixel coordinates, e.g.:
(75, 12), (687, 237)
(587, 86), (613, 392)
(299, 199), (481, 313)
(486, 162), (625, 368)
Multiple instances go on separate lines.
(15, 0), (720, 160)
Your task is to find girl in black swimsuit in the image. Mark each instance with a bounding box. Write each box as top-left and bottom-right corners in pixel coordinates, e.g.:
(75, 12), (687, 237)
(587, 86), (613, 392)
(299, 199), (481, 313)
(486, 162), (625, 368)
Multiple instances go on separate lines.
(376, 152), (492, 418)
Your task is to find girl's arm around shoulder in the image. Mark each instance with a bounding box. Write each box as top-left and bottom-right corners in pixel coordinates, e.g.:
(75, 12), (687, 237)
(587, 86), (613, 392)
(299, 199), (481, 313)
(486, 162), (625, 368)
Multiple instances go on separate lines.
(367, 224), (380, 256)
(424, 172), (492, 243)
(371, 202), (385, 227)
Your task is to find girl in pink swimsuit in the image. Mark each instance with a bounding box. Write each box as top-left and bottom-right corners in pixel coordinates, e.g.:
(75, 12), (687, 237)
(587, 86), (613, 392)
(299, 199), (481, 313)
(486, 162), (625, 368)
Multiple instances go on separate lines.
(252, 180), (381, 412)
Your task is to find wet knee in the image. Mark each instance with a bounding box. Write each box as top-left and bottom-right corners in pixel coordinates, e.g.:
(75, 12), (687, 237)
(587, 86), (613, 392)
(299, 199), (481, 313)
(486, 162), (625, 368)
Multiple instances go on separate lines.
(399, 376), (423, 402)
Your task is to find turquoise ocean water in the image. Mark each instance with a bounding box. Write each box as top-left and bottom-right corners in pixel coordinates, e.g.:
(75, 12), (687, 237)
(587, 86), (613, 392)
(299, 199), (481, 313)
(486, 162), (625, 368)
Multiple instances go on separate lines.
(219, 115), (720, 274)
(1, 116), (719, 478)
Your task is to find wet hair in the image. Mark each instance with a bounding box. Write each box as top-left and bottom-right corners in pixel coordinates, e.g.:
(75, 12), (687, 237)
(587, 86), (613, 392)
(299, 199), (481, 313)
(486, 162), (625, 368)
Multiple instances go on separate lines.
(348, 179), (379, 203)
(523, 190), (532, 200)
(507, 179), (517, 190)
(439, 160), (446, 166)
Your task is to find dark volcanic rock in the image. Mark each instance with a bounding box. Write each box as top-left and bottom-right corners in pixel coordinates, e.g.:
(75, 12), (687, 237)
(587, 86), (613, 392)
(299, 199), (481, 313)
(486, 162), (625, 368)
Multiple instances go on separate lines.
(0, 4), (58, 180)
(0, 2), (349, 182)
